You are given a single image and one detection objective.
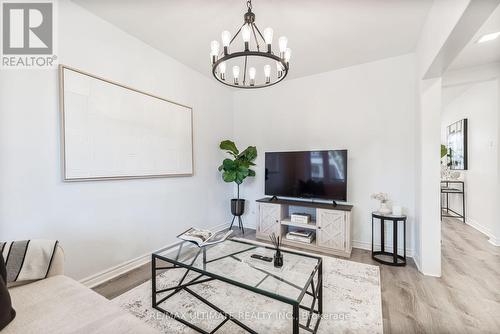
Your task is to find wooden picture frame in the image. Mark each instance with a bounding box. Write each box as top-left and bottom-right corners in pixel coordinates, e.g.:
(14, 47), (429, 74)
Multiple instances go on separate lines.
(59, 65), (193, 181)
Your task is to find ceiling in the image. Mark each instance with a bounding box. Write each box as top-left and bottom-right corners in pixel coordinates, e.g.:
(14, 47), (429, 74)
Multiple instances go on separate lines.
(448, 4), (500, 70)
(73, 0), (433, 81)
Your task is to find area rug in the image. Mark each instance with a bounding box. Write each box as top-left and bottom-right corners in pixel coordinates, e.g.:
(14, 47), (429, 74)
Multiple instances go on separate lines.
(112, 239), (383, 333)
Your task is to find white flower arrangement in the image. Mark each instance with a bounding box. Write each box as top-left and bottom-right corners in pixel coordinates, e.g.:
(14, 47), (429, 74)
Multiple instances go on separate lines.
(371, 192), (391, 214)
(371, 192), (388, 203)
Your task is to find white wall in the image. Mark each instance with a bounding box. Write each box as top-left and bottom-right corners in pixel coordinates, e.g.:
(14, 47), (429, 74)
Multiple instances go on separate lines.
(413, 0), (500, 276)
(412, 0), (476, 276)
(442, 78), (499, 242)
(0, 0), (234, 280)
(443, 64), (500, 246)
(496, 75), (500, 246)
(415, 78), (443, 276)
(232, 54), (416, 254)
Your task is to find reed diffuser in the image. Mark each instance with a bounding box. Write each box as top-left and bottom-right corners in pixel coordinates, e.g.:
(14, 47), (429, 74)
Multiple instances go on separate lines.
(269, 233), (283, 268)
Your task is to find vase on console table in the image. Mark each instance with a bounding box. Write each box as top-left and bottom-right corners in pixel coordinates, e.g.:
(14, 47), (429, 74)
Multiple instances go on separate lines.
(371, 192), (392, 215)
(378, 201), (392, 215)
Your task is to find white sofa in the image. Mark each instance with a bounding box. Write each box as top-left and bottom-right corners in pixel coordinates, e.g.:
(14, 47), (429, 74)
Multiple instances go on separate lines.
(5, 245), (158, 334)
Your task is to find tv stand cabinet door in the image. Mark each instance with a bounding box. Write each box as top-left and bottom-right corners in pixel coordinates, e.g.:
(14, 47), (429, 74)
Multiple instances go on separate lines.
(258, 203), (281, 237)
(317, 209), (346, 251)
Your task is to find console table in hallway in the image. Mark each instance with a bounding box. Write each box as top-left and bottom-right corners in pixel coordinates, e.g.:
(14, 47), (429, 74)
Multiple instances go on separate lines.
(441, 180), (465, 223)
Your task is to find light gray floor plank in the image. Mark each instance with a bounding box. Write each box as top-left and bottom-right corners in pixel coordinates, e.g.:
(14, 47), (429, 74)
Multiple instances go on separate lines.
(93, 217), (500, 333)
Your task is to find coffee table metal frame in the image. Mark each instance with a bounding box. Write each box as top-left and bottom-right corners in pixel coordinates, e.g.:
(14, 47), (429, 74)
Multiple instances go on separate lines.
(151, 239), (323, 334)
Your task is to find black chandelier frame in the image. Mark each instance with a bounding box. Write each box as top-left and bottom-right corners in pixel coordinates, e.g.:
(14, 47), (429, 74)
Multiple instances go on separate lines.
(211, 0), (289, 89)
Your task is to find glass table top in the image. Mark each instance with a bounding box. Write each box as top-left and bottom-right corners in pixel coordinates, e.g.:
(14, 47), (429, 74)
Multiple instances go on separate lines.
(153, 239), (321, 303)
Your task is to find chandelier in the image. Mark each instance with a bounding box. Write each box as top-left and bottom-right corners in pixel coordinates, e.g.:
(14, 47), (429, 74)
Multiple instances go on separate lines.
(210, 0), (291, 89)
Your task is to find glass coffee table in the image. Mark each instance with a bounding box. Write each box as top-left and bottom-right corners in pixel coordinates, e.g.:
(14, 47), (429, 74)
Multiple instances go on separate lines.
(152, 239), (323, 334)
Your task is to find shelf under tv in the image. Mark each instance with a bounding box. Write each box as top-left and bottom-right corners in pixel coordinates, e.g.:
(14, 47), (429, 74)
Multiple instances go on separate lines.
(281, 237), (347, 257)
(281, 218), (317, 230)
(282, 237), (316, 248)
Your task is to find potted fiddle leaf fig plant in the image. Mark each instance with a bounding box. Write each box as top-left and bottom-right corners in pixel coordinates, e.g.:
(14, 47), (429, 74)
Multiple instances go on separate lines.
(218, 140), (257, 232)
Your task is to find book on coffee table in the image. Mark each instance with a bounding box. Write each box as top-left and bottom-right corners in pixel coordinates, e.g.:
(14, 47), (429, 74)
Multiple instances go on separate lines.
(177, 227), (233, 247)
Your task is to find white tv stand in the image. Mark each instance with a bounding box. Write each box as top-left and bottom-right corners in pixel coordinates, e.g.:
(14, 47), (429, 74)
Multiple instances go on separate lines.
(256, 197), (353, 258)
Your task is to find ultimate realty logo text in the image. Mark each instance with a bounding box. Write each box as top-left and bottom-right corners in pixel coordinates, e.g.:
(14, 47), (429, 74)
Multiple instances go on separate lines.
(1, 0), (57, 68)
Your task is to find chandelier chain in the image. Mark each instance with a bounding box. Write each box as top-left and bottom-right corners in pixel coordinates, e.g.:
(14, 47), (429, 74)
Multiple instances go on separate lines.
(247, 0), (252, 11)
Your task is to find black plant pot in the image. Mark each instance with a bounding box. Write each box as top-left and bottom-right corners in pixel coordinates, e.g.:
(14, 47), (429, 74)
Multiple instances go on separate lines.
(231, 199), (245, 217)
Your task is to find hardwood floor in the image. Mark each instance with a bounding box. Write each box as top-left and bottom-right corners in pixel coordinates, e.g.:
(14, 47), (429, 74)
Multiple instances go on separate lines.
(93, 218), (500, 333)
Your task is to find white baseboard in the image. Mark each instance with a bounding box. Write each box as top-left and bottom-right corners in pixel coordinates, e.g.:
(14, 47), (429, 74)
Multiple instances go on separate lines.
(465, 218), (499, 246)
(488, 236), (500, 247)
(79, 248), (160, 288)
(79, 222), (229, 288)
(409, 252), (441, 277)
(352, 240), (413, 257)
(412, 253), (422, 272)
(394, 251), (440, 277)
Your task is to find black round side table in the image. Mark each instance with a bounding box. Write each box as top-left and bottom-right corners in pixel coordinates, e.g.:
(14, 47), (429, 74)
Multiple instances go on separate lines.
(371, 212), (407, 266)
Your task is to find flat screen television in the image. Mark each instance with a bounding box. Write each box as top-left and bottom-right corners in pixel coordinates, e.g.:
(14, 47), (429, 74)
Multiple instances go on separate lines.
(265, 150), (348, 201)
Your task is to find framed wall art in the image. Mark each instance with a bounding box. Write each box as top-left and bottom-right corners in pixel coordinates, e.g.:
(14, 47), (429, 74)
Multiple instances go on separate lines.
(59, 65), (193, 181)
(446, 118), (468, 170)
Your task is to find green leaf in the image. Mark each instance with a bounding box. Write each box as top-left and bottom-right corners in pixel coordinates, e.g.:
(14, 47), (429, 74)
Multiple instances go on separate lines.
(238, 160), (250, 168)
(220, 140), (239, 156)
(222, 158), (237, 171)
(238, 165), (249, 176)
(222, 170), (236, 183)
(239, 146), (257, 162)
(440, 144), (447, 159)
(248, 169), (256, 177)
(235, 166), (250, 184)
(235, 174), (245, 184)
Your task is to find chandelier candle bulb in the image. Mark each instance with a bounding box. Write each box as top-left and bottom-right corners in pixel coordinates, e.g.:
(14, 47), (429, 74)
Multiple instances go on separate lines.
(242, 24), (251, 50)
(221, 30), (231, 54)
(241, 25), (251, 42)
(264, 64), (271, 84)
(284, 48), (292, 65)
(232, 66), (240, 85)
(210, 40), (220, 64)
(249, 67), (256, 86)
(276, 61), (283, 78)
(279, 36), (288, 58)
(219, 62), (226, 80)
(264, 27), (273, 52)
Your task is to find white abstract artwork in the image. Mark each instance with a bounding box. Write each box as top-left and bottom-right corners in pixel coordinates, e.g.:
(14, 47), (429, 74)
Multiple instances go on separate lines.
(60, 66), (193, 181)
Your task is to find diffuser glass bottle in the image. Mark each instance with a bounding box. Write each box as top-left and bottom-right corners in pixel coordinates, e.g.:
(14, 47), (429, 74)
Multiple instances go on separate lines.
(270, 233), (283, 268)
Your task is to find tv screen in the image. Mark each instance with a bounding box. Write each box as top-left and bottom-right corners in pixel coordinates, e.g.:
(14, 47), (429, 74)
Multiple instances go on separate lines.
(265, 150), (348, 201)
